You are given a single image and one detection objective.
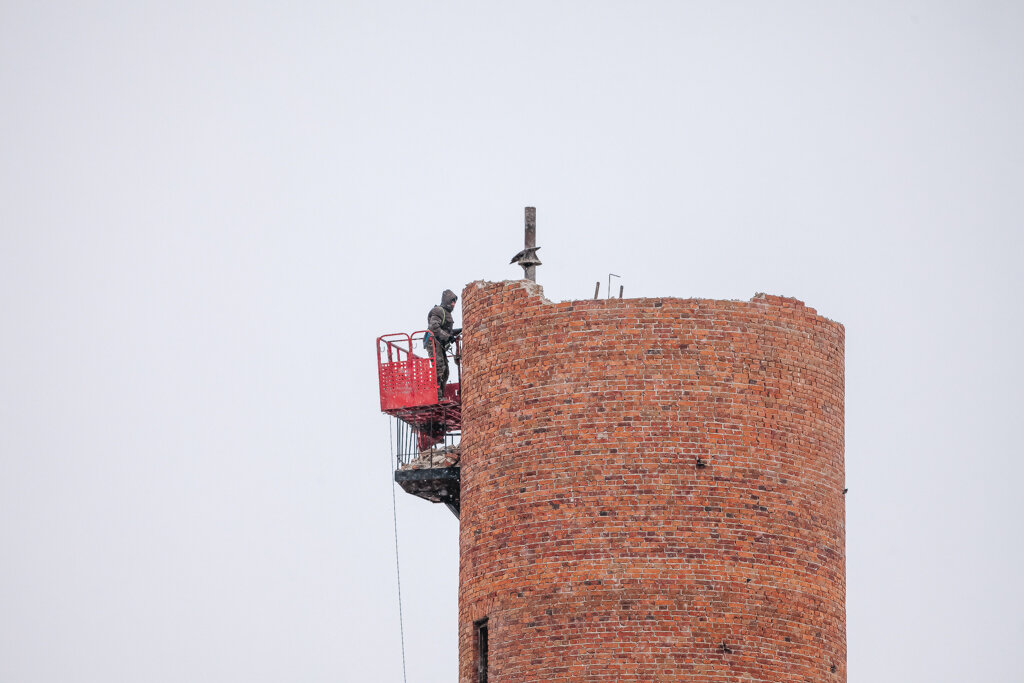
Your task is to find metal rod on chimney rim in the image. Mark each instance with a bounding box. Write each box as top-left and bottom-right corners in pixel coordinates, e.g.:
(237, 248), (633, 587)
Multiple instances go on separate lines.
(607, 273), (620, 300)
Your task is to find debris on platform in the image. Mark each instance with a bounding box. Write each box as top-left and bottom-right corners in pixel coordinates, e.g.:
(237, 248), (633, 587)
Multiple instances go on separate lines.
(400, 444), (460, 470)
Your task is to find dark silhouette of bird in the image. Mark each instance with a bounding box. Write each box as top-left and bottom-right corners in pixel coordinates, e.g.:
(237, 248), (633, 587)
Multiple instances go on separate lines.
(510, 246), (541, 264)
(843, 488), (848, 495)
(830, 663), (837, 673)
(695, 457), (707, 469)
(720, 642), (732, 654)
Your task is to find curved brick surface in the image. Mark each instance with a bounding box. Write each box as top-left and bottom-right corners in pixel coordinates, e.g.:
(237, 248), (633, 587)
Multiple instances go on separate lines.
(458, 281), (845, 682)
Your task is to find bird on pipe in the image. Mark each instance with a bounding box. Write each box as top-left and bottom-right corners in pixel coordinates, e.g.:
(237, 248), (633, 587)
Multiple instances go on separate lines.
(510, 246), (541, 265)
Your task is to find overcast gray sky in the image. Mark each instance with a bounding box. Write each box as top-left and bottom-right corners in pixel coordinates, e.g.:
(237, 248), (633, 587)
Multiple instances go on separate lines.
(2, 2), (1022, 681)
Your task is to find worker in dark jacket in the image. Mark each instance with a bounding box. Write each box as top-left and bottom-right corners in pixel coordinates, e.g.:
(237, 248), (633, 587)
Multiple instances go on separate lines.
(427, 289), (461, 401)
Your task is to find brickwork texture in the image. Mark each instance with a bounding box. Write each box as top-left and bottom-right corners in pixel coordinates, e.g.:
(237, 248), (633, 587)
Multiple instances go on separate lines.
(458, 280), (845, 682)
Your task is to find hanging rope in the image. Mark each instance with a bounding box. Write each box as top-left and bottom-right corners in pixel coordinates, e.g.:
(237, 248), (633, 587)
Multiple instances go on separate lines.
(388, 417), (408, 683)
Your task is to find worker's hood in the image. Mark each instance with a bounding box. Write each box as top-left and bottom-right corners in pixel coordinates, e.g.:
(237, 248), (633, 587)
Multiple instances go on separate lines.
(441, 289), (458, 311)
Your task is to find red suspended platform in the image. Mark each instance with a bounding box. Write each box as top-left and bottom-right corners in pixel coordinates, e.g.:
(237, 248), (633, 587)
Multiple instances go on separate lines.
(377, 331), (461, 450)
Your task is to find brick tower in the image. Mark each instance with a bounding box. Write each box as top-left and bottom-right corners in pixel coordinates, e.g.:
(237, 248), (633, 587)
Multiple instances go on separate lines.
(458, 280), (845, 682)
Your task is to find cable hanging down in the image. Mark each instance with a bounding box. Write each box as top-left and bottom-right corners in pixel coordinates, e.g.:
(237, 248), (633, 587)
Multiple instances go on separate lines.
(388, 417), (408, 683)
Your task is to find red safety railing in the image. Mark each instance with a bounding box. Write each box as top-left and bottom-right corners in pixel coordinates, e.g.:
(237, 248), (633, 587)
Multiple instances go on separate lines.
(377, 331), (461, 411)
(377, 331), (462, 451)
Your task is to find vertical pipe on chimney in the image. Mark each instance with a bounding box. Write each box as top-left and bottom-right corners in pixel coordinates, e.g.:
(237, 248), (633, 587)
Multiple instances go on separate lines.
(524, 207), (537, 282)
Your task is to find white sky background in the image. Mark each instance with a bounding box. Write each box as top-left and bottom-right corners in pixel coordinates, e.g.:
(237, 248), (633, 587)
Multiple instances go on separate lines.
(1, 1), (1022, 681)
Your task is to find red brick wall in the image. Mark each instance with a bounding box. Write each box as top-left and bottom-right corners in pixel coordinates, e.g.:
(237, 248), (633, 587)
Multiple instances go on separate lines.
(458, 280), (845, 682)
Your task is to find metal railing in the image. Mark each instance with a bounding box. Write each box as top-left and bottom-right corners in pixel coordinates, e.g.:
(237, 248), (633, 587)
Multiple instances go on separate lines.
(377, 330), (462, 411)
(391, 416), (461, 469)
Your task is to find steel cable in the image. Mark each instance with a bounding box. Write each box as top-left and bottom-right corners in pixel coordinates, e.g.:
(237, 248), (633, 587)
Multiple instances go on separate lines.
(388, 417), (408, 683)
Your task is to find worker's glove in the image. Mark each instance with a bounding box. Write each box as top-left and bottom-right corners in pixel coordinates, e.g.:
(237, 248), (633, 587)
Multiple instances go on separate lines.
(452, 327), (463, 337)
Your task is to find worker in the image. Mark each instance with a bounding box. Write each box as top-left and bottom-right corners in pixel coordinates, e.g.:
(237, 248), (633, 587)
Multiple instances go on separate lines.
(427, 289), (461, 401)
